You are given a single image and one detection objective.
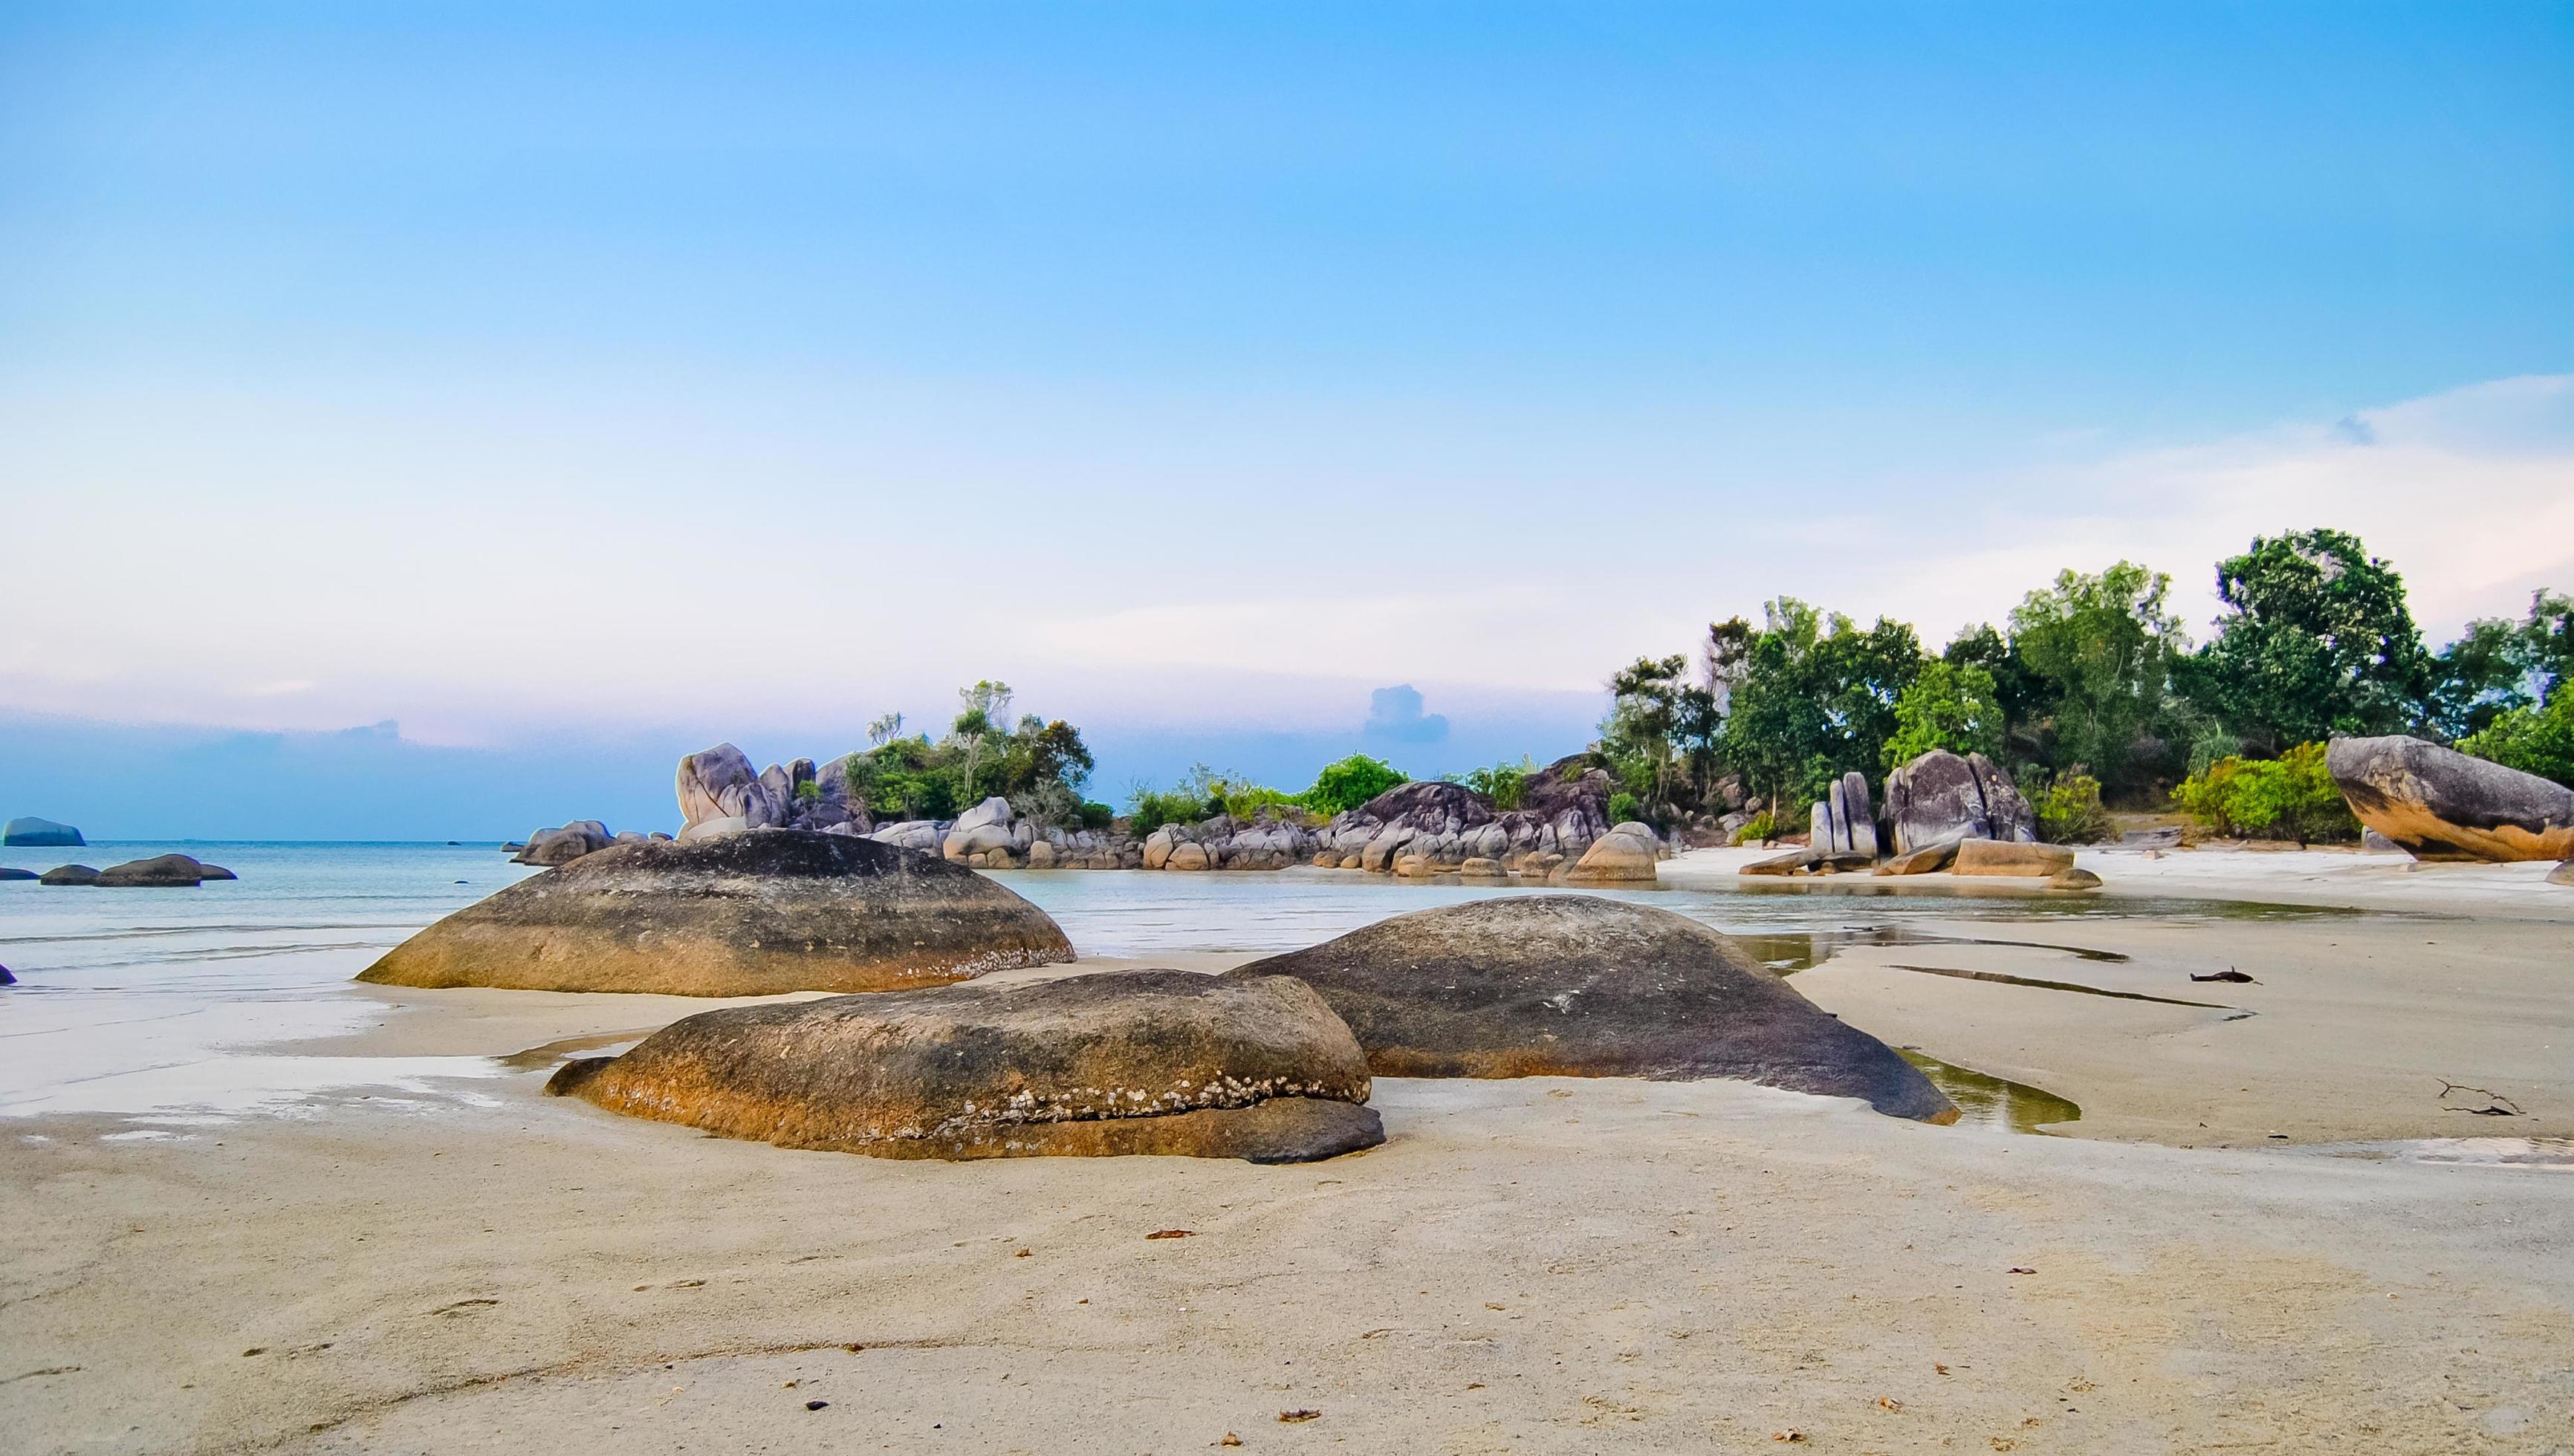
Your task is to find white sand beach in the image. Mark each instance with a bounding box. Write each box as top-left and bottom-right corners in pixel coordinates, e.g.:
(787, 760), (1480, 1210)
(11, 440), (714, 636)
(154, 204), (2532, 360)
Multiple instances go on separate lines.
(5, 849), (2570, 1452)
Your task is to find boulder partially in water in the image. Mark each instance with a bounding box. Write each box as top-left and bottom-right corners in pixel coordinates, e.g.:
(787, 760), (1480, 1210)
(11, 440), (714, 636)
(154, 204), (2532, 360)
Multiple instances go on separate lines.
(94, 854), (236, 886)
(1229, 896), (1958, 1122)
(2325, 735), (2574, 862)
(360, 830), (1074, 997)
(513, 821), (615, 866)
(1950, 839), (2077, 877)
(546, 970), (1383, 1163)
(1562, 822), (1661, 883)
(38, 864), (101, 885)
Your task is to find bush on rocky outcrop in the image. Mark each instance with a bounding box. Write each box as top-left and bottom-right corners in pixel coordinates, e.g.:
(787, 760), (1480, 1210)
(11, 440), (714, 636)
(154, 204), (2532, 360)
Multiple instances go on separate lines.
(2460, 681), (2574, 790)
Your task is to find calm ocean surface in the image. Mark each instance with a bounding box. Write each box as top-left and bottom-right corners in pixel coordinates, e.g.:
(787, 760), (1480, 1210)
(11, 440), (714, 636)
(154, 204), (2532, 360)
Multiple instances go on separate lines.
(1, 841), (2317, 1126)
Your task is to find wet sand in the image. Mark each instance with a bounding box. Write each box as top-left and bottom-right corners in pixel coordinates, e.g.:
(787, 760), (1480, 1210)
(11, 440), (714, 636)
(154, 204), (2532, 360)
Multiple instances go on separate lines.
(4, 850), (2572, 1451)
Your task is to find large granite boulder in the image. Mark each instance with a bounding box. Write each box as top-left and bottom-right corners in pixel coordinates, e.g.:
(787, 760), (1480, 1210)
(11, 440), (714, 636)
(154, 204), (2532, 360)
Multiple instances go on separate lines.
(1563, 822), (1661, 883)
(676, 743), (784, 833)
(2, 816), (83, 847)
(1810, 772), (1877, 859)
(1229, 897), (1958, 1122)
(546, 970), (1383, 1162)
(360, 831), (1074, 996)
(2325, 735), (2574, 862)
(38, 865), (102, 885)
(513, 821), (615, 866)
(1884, 750), (2035, 854)
(2549, 861), (2574, 888)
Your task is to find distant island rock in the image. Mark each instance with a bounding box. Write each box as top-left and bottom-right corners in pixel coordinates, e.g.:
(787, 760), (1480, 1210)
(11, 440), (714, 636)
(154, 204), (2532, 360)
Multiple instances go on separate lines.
(546, 970), (1383, 1163)
(2327, 735), (2574, 862)
(0, 867), (35, 882)
(360, 830), (1074, 996)
(1230, 895), (1959, 1123)
(3, 816), (84, 847)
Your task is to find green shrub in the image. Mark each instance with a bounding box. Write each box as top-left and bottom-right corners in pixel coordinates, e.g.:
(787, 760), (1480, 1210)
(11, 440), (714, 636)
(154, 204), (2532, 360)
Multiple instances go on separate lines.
(792, 779), (823, 807)
(1607, 790), (1641, 825)
(2460, 680), (2574, 788)
(1731, 810), (1777, 845)
(1216, 784), (1303, 819)
(2172, 742), (2356, 845)
(1302, 755), (1407, 816)
(2032, 773), (2114, 844)
(1077, 801), (1115, 831)
(1456, 757), (1536, 810)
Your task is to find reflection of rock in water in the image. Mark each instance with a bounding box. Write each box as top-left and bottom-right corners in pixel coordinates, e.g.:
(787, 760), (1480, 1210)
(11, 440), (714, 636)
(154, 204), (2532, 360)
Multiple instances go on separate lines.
(1899, 1051), (2081, 1134)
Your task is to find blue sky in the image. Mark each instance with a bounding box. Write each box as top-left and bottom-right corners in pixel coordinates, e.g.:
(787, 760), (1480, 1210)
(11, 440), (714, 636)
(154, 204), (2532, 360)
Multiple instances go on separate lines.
(4, 3), (2570, 836)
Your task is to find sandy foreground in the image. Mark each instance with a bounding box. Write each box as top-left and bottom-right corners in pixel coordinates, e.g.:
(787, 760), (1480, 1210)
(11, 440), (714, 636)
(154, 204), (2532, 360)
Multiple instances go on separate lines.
(4, 848), (2572, 1452)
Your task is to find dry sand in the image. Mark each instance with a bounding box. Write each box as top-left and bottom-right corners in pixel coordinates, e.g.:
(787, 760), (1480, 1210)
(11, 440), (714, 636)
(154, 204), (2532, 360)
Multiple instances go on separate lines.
(5, 849), (2572, 1452)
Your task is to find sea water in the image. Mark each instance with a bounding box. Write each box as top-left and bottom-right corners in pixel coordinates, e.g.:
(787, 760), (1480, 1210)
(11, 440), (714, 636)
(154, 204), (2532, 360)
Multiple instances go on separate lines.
(1, 842), (2324, 1128)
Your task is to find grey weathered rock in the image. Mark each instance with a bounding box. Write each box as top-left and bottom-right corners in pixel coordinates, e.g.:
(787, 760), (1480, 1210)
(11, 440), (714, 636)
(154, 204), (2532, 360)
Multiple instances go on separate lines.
(678, 814), (752, 843)
(676, 742), (781, 833)
(1809, 773), (1878, 859)
(95, 853), (236, 887)
(2549, 860), (2574, 888)
(0, 867), (35, 881)
(513, 821), (615, 866)
(2047, 867), (2104, 891)
(1884, 750), (2035, 854)
(546, 970), (1382, 1163)
(360, 831), (1074, 997)
(2325, 735), (2574, 863)
(1873, 840), (1959, 876)
(1740, 847), (1823, 877)
(39, 864), (102, 885)
(2, 816), (83, 847)
(1230, 897), (1957, 1122)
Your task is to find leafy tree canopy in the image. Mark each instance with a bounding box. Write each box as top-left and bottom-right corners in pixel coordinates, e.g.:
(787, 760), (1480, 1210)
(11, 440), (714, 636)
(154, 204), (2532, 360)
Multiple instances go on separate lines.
(2191, 530), (2430, 754)
(1882, 660), (2005, 768)
(2009, 561), (2187, 791)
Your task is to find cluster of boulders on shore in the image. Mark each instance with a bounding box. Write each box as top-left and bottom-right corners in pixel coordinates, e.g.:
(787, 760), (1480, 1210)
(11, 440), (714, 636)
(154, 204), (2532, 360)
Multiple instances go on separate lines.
(366, 827), (1960, 1160)
(1740, 750), (2098, 889)
(487, 744), (1679, 884)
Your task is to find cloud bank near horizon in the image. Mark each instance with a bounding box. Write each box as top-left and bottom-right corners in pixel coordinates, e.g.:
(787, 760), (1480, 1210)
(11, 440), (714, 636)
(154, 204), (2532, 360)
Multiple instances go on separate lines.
(4, 371), (2567, 757)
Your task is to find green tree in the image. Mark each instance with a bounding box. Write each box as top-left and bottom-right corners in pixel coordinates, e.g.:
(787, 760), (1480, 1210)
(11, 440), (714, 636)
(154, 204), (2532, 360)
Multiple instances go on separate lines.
(2173, 743), (2357, 845)
(2431, 588), (2574, 741)
(1457, 757), (1537, 810)
(1302, 754), (1408, 816)
(2009, 562), (2187, 793)
(2459, 679), (2574, 789)
(2188, 530), (2431, 755)
(1882, 660), (2005, 768)
(1719, 599), (1923, 813)
(1601, 654), (1719, 816)
(1939, 623), (2045, 758)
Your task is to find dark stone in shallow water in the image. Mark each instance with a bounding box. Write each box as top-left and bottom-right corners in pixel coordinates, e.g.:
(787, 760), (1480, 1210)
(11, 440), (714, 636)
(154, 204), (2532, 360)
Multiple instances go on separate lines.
(1229, 895), (1959, 1123)
(96, 854), (235, 886)
(362, 829), (1074, 997)
(547, 969), (1383, 1162)
(0, 867), (36, 882)
(38, 865), (102, 885)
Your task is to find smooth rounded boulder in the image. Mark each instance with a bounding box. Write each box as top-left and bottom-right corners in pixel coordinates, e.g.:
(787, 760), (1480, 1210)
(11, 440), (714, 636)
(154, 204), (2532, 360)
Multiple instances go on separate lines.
(1228, 896), (1959, 1122)
(94, 854), (236, 886)
(360, 830), (1074, 996)
(2325, 735), (2574, 862)
(546, 970), (1383, 1163)
(1563, 822), (1661, 883)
